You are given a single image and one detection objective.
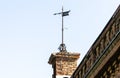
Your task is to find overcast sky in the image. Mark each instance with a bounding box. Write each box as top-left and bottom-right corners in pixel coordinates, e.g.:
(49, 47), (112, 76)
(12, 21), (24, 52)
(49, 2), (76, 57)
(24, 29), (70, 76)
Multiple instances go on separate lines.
(0, 0), (119, 78)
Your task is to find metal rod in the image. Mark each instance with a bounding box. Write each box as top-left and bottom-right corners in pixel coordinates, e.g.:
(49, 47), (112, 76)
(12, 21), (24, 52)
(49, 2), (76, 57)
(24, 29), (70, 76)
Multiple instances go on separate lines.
(62, 6), (64, 45)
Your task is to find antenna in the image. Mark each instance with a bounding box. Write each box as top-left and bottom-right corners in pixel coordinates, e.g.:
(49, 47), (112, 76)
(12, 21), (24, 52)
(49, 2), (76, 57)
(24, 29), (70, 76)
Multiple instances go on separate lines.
(54, 6), (70, 52)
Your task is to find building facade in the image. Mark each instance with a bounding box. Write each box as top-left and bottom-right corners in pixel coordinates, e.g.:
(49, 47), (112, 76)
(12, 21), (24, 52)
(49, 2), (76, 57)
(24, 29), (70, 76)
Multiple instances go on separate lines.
(71, 5), (120, 78)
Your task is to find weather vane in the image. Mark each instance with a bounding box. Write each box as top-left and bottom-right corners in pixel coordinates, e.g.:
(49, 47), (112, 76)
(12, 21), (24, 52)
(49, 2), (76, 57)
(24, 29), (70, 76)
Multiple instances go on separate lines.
(54, 6), (70, 52)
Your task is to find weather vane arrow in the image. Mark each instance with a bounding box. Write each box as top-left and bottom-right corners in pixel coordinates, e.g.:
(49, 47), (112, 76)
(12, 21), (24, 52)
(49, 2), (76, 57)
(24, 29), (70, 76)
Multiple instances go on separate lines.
(53, 9), (70, 17)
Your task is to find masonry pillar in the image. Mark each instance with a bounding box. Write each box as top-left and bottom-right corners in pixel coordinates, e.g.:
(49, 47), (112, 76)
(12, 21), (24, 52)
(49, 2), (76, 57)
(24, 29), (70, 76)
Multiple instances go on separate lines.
(48, 51), (80, 78)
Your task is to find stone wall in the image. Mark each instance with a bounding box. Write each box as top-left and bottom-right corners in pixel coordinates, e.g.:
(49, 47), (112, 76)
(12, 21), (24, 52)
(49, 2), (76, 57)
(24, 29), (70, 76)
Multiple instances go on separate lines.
(95, 48), (120, 78)
(71, 5), (120, 78)
(56, 56), (78, 75)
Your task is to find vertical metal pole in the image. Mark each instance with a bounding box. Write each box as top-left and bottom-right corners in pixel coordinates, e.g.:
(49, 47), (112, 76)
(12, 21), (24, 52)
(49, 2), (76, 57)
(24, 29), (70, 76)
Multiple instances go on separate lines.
(62, 7), (64, 45)
(58, 6), (67, 52)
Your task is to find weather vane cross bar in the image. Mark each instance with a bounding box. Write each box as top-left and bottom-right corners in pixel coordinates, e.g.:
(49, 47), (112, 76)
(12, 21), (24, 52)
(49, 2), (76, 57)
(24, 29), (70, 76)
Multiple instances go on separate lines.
(54, 7), (70, 52)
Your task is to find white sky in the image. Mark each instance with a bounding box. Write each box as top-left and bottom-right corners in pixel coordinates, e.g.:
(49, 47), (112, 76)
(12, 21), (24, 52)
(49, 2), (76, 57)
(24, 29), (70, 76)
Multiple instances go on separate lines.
(0, 0), (119, 78)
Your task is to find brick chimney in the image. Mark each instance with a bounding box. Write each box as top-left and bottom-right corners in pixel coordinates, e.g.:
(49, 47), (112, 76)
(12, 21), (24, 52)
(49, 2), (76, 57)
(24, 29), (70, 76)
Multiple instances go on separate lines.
(48, 51), (80, 78)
